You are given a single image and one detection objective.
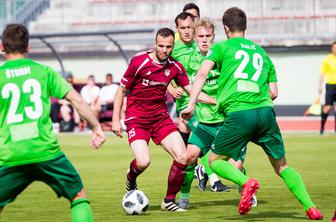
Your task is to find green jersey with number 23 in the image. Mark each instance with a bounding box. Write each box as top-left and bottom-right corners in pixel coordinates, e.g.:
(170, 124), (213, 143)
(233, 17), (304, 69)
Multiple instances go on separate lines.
(0, 58), (71, 166)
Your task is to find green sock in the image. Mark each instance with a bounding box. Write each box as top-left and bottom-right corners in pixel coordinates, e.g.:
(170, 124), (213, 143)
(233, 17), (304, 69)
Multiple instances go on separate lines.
(179, 165), (196, 197)
(201, 150), (214, 176)
(280, 167), (316, 211)
(71, 198), (93, 222)
(210, 159), (248, 186)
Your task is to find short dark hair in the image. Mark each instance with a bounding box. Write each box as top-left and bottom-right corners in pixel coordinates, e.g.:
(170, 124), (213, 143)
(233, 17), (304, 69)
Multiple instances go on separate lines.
(106, 73), (113, 78)
(183, 3), (200, 17)
(1, 23), (29, 54)
(332, 41), (336, 46)
(156, 28), (175, 41)
(174, 12), (195, 27)
(222, 7), (247, 32)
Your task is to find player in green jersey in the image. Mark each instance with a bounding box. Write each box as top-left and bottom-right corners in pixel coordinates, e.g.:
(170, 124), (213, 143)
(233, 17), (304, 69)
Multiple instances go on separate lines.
(0, 24), (105, 221)
(170, 12), (226, 192)
(181, 7), (323, 220)
(177, 18), (258, 209)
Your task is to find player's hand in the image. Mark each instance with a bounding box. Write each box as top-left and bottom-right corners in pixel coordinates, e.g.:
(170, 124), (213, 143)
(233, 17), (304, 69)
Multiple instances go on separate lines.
(91, 127), (105, 149)
(318, 86), (322, 95)
(112, 119), (123, 138)
(169, 87), (184, 99)
(180, 105), (194, 121)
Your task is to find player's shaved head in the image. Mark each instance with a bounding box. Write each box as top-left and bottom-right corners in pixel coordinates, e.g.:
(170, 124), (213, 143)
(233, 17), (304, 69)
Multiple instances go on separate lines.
(1, 23), (29, 54)
(222, 7), (247, 33)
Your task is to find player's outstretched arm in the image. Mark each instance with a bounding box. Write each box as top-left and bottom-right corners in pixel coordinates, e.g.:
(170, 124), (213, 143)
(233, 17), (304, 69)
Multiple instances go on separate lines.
(65, 89), (105, 149)
(181, 60), (215, 120)
(112, 86), (126, 138)
(269, 82), (278, 100)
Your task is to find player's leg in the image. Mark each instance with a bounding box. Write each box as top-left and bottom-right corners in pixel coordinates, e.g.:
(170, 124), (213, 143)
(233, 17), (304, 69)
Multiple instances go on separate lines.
(71, 189), (93, 222)
(321, 84), (333, 134)
(178, 144), (201, 209)
(34, 154), (93, 222)
(0, 165), (32, 217)
(126, 140), (151, 191)
(268, 156), (323, 220)
(159, 131), (187, 211)
(255, 107), (322, 219)
(332, 209), (336, 222)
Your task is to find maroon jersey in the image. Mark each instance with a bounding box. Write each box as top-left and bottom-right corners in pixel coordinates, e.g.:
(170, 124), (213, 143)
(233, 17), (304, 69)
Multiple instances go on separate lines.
(121, 52), (189, 120)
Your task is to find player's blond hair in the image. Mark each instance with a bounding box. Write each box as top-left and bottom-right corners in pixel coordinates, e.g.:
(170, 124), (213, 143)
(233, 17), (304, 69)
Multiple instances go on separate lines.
(192, 18), (215, 34)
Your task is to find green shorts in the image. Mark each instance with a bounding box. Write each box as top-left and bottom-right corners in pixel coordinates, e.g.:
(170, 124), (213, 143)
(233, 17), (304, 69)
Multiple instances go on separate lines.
(189, 122), (247, 161)
(212, 106), (285, 161)
(0, 153), (83, 207)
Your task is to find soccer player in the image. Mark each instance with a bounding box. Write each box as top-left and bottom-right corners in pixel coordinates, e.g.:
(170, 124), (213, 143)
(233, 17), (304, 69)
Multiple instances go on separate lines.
(111, 28), (215, 212)
(0, 24), (105, 221)
(318, 41), (336, 134)
(181, 7), (323, 219)
(171, 12), (227, 192)
(177, 18), (257, 209)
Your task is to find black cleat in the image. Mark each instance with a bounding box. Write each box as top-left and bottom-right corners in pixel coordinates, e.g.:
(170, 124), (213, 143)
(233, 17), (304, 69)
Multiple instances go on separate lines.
(210, 181), (230, 192)
(195, 165), (208, 191)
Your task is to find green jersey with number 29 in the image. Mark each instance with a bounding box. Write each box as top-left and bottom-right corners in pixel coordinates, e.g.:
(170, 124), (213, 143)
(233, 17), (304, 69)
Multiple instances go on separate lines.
(0, 58), (71, 166)
(206, 37), (277, 115)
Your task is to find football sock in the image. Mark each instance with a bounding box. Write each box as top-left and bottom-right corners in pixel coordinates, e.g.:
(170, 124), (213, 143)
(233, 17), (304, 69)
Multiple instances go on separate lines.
(180, 132), (190, 146)
(180, 164), (195, 196)
(280, 167), (315, 211)
(320, 111), (329, 133)
(71, 198), (93, 222)
(201, 150), (216, 178)
(127, 159), (143, 184)
(210, 159), (248, 186)
(165, 160), (187, 201)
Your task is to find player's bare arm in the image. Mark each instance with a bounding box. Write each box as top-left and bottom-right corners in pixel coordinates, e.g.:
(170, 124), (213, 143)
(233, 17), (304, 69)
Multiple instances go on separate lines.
(112, 86), (126, 138)
(181, 60), (215, 120)
(65, 89), (105, 148)
(269, 82), (278, 100)
(182, 84), (216, 105)
(167, 82), (184, 99)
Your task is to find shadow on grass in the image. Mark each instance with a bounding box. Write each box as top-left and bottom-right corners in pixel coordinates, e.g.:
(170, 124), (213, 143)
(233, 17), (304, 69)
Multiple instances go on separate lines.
(148, 199), (267, 211)
(216, 211), (306, 221)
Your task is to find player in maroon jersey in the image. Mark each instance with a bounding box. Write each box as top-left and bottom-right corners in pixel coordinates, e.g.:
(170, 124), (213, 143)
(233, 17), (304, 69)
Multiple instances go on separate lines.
(112, 28), (215, 212)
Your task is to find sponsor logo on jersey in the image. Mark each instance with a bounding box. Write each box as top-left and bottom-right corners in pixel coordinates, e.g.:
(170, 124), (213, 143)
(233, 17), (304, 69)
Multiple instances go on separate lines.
(142, 78), (168, 86)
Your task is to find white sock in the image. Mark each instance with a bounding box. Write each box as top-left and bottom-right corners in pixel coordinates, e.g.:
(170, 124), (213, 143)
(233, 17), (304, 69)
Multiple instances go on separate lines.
(209, 173), (219, 186)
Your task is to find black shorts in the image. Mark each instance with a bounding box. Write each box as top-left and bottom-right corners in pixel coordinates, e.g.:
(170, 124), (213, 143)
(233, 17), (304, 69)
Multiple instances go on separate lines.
(325, 84), (336, 105)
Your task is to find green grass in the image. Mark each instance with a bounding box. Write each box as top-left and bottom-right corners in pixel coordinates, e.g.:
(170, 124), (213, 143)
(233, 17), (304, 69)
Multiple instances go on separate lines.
(1, 133), (335, 221)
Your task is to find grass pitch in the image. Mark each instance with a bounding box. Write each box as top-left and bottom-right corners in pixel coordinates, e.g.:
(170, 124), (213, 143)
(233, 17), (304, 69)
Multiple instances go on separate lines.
(1, 133), (335, 222)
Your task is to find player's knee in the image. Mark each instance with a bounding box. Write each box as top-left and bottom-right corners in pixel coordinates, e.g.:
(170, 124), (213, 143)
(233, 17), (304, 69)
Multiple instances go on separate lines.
(229, 159), (243, 171)
(137, 159), (151, 170)
(72, 189), (87, 201)
(187, 151), (198, 165)
(175, 152), (187, 165)
(323, 105), (331, 113)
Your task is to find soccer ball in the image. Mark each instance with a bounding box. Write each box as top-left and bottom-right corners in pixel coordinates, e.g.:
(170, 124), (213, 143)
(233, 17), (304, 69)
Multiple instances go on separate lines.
(122, 190), (149, 215)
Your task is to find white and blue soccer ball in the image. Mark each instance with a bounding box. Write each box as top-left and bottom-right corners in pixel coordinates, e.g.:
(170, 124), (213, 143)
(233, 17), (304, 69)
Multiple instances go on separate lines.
(122, 190), (149, 215)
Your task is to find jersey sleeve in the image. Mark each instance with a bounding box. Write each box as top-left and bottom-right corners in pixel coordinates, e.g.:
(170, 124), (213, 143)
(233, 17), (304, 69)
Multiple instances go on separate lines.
(47, 67), (72, 99)
(206, 43), (223, 70)
(120, 57), (138, 90)
(268, 60), (278, 83)
(174, 63), (190, 87)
